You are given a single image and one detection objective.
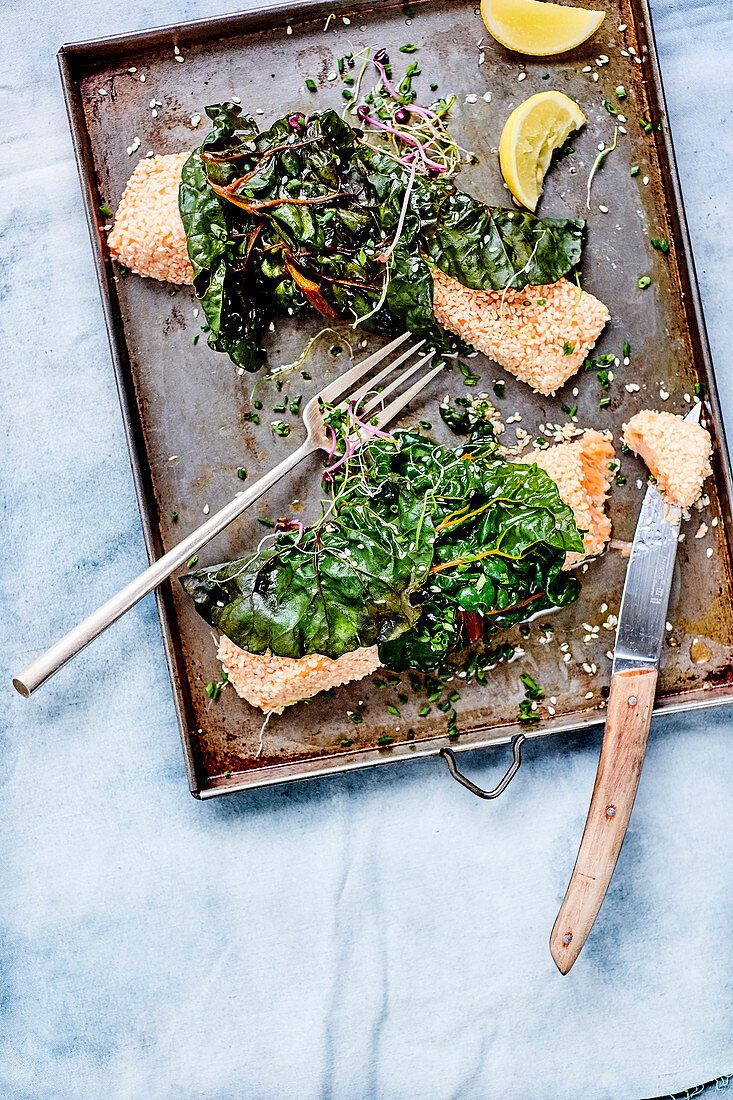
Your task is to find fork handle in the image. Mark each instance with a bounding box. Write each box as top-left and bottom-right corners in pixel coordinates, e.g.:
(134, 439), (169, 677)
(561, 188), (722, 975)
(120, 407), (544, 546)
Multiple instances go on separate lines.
(549, 666), (658, 973)
(13, 440), (316, 697)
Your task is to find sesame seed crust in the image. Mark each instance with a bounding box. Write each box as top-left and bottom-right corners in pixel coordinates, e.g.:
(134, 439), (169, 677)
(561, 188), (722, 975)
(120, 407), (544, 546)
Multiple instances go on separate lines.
(623, 409), (712, 509)
(107, 153), (194, 284)
(432, 269), (610, 395)
(217, 635), (381, 713)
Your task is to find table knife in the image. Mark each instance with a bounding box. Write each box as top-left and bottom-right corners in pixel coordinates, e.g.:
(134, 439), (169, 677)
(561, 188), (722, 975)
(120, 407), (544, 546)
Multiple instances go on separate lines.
(549, 403), (701, 973)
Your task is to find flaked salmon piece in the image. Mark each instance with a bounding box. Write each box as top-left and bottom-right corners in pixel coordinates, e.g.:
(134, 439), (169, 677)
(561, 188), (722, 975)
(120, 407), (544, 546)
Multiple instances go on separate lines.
(107, 153), (194, 284)
(432, 268), (610, 396)
(623, 409), (712, 509)
(217, 635), (380, 714)
(531, 430), (616, 568)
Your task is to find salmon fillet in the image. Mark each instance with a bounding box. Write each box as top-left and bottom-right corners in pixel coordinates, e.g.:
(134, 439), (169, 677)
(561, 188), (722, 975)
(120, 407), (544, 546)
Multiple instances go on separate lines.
(623, 409), (712, 509)
(531, 430), (616, 568)
(432, 269), (610, 396)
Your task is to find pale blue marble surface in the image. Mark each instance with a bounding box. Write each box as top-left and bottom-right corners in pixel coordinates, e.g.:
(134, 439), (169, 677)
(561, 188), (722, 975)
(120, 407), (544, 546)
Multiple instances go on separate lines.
(1, 1), (732, 1097)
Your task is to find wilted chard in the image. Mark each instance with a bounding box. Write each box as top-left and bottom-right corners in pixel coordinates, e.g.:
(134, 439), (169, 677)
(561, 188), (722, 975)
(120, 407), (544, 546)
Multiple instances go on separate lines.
(181, 431), (584, 673)
(179, 105), (586, 369)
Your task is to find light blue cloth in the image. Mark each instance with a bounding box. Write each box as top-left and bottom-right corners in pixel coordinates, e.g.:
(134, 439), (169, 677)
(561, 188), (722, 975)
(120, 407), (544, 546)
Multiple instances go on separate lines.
(2, 1), (732, 1096)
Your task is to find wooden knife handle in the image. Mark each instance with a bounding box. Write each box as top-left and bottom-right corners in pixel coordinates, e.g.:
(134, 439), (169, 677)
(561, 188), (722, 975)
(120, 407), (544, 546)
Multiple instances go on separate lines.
(549, 667), (658, 974)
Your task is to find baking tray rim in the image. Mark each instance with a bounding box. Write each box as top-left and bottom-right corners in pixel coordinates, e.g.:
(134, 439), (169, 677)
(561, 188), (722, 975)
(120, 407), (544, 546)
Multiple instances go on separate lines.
(57, 0), (733, 799)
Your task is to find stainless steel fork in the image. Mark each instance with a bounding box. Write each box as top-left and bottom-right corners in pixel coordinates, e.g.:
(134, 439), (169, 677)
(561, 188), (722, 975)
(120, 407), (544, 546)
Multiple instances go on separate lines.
(14, 332), (442, 696)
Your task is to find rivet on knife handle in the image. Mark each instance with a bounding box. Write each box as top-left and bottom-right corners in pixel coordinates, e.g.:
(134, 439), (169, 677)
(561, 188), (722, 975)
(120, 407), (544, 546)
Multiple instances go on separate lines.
(549, 666), (658, 974)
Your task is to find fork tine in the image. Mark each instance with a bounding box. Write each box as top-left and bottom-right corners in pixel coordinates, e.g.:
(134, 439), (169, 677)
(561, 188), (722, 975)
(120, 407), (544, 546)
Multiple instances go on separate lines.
(372, 360), (446, 432)
(316, 331), (412, 405)
(347, 339), (426, 407)
(360, 350), (434, 415)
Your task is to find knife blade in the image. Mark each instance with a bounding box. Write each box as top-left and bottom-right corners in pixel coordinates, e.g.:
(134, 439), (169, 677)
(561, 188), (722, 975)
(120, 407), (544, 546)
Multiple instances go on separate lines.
(550, 403), (701, 973)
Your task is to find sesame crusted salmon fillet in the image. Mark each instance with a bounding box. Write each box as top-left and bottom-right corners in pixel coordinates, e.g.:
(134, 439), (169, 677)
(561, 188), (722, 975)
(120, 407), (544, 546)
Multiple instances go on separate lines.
(623, 409), (712, 510)
(107, 156), (609, 390)
(432, 268), (610, 396)
(107, 153), (194, 284)
(531, 430), (616, 568)
(217, 635), (380, 714)
(216, 438), (614, 712)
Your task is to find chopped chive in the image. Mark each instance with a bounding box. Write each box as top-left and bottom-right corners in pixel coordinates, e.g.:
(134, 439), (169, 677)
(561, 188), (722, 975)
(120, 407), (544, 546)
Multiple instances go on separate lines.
(535, 436), (546, 446)
(271, 420), (292, 437)
(170, 510), (178, 521)
(348, 712), (363, 724)
(694, 382), (701, 396)
(377, 735), (394, 746)
(542, 72), (550, 80)
(340, 738), (354, 747)
(243, 412), (260, 424)
(561, 403), (577, 419)
(342, 89), (353, 101)
(599, 396), (611, 408)
(429, 81), (438, 91)
(418, 705), (431, 717)
(492, 380), (506, 398)
(99, 203), (113, 217)
(386, 703), (401, 717)
(598, 368), (611, 388)
(651, 237), (669, 254)
(616, 85), (627, 99)
(224, 770), (232, 778)
(187, 555), (198, 567)
(623, 341), (631, 357)
(305, 78), (317, 93)
(562, 341), (576, 356)
(604, 101), (618, 116)
(621, 442), (630, 454)
(206, 681), (221, 701)
(337, 56), (345, 74)
(520, 673), (543, 699)
(638, 275), (651, 289)
(237, 467), (247, 480)
(399, 43), (419, 52)
(192, 333), (199, 345)
(258, 517), (275, 528)
(630, 165), (640, 176)
(615, 473), (627, 485)
(536, 297), (546, 306)
(597, 353), (615, 366)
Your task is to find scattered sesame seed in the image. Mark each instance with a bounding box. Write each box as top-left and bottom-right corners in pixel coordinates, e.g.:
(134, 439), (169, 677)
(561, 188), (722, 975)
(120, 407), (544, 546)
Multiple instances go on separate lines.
(98, 88), (108, 96)
(173, 45), (180, 55)
(643, 176), (650, 185)
(599, 204), (609, 213)
(128, 67), (137, 73)
(482, 91), (492, 102)
(707, 547), (713, 558)
(465, 93), (478, 103)
(563, 653), (572, 663)
(619, 23), (627, 31)
(585, 691), (594, 700)
(203, 504), (210, 515)
(582, 66), (592, 73)
(592, 72), (599, 82)
(286, 25), (292, 34)
(140, 74), (146, 82)
(327, 71), (337, 81)
(518, 72), (527, 81)
(696, 523), (708, 538)
(712, 517), (718, 527)
(190, 113), (201, 127)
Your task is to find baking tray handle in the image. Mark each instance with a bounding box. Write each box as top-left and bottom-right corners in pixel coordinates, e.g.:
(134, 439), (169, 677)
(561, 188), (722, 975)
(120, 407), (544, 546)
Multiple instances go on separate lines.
(440, 735), (526, 799)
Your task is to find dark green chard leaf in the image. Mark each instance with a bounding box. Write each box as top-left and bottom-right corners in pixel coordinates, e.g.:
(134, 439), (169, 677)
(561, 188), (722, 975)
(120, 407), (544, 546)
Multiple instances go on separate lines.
(182, 431), (585, 675)
(179, 108), (586, 367)
(181, 495), (435, 660)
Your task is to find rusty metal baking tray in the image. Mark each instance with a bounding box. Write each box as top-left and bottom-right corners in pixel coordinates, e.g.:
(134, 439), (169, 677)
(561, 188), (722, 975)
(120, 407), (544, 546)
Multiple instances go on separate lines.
(58, 0), (733, 798)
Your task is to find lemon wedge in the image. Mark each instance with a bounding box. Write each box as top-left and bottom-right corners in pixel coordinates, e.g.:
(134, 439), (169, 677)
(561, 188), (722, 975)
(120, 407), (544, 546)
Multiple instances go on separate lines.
(481, 0), (605, 56)
(499, 91), (585, 210)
